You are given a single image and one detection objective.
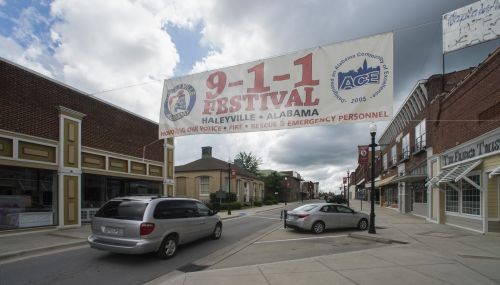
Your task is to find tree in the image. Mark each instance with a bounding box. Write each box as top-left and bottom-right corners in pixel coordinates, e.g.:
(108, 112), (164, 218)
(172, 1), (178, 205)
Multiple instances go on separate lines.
(262, 171), (284, 201)
(234, 152), (262, 174)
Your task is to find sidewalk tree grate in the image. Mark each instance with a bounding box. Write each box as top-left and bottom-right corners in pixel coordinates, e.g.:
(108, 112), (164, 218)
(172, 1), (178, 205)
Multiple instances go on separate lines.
(177, 263), (209, 272)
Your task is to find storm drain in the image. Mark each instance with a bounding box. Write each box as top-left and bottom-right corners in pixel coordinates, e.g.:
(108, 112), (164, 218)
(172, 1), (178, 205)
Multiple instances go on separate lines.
(177, 263), (209, 272)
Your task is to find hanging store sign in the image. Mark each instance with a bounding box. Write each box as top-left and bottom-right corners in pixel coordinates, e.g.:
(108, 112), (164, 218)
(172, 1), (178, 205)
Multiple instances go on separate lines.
(159, 33), (393, 138)
(442, 0), (500, 53)
(441, 128), (500, 167)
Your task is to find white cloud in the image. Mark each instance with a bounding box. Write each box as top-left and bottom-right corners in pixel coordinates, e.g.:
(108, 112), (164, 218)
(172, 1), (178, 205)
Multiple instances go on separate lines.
(0, 35), (53, 76)
(49, 0), (181, 120)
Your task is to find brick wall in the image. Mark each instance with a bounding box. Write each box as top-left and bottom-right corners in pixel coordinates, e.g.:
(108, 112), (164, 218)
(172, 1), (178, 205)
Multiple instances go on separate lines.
(429, 49), (500, 154)
(0, 59), (163, 162)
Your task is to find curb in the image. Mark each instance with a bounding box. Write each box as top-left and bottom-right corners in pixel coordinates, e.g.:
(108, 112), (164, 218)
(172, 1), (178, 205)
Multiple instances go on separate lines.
(0, 240), (88, 261)
(348, 233), (408, 245)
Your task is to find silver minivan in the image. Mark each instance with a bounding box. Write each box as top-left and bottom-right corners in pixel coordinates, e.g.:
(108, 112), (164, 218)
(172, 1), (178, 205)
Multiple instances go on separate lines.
(88, 196), (222, 259)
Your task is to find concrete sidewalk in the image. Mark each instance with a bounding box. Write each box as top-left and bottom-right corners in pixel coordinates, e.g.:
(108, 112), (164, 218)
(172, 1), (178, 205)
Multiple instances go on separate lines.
(0, 202), (290, 262)
(158, 201), (500, 285)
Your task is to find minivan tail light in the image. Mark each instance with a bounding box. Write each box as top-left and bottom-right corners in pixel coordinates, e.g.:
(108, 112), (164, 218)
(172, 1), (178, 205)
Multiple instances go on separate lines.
(297, 213), (309, 219)
(140, 223), (155, 235)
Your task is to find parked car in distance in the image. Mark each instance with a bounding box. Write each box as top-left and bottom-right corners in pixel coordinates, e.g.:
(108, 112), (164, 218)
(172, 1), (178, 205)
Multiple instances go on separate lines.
(88, 196), (222, 259)
(286, 203), (368, 234)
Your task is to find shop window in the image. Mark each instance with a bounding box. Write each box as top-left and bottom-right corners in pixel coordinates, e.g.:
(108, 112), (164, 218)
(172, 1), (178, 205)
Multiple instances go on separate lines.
(462, 175), (480, 215)
(445, 188), (459, 212)
(413, 184), (427, 203)
(82, 174), (162, 209)
(0, 166), (57, 230)
(445, 174), (481, 216)
(200, 176), (209, 195)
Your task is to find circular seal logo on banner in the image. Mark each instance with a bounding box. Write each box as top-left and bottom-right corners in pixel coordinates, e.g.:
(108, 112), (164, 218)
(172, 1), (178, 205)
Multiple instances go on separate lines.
(330, 52), (389, 104)
(163, 84), (196, 121)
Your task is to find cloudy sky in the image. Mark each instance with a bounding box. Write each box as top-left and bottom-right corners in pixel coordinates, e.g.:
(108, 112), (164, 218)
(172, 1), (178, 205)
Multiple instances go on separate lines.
(1, 0), (498, 193)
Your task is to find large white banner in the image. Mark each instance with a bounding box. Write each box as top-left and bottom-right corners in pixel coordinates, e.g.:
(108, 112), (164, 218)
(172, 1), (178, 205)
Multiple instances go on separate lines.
(443, 0), (500, 53)
(159, 32), (393, 138)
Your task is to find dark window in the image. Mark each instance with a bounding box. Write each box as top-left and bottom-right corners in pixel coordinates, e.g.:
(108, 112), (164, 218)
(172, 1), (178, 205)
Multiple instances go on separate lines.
(154, 200), (198, 219)
(196, 202), (211, 217)
(337, 206), (353, 213)
(95, 200), (148, 221)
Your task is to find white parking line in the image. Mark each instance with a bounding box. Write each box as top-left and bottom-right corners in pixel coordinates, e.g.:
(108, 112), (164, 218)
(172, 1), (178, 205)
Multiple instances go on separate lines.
(248, 216), (282, 220)
(254, 234), (348, 244)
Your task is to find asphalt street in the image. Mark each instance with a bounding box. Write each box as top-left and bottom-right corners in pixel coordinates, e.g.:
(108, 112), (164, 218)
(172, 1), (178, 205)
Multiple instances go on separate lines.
(0, 209), (282, 285)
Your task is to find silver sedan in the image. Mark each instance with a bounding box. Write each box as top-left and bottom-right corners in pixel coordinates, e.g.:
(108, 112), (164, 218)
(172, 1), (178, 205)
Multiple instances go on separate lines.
(285, 203), (369, 234)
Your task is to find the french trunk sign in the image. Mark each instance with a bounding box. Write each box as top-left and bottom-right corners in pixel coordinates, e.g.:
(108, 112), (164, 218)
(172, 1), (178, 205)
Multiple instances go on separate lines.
(159, 33), (393, 138)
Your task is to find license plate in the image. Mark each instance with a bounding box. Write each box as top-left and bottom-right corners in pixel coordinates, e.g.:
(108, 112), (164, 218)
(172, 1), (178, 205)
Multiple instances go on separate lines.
(103, 226), (123, 236)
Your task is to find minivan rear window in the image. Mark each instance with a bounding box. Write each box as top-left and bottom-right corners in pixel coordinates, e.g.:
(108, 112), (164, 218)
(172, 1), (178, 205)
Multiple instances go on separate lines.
(95, 200), (148, 221)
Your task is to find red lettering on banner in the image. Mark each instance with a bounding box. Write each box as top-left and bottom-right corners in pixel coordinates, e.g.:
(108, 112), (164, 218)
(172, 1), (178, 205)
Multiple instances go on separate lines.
(273, 74), (290, 81)
(294, 53), (319, 87)
(216, 97), (229, 115)
(247, 63), (270, 93)
(243, 94), (259, 111)
(286, 89), (304, 107)
(303, 87), (319, 106)
(270, 91), (288, 109)
(203, 100), (215, 114)
(229, 96), (241, 112)
(206, 71), (226, 99)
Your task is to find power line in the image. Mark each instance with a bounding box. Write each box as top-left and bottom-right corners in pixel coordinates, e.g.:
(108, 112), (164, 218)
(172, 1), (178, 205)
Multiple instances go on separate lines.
(89, 79), (163, 95)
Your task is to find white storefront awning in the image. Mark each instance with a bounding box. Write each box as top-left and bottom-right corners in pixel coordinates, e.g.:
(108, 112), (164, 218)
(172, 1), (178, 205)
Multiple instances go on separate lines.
(426, 159), (483, 191)
(489, 165), (500, 179)
(356, 178), (365, 186)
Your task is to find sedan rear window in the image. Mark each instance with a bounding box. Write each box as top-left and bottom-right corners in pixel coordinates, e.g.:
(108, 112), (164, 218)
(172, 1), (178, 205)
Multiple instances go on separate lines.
(95, 200), (148, 221)
(293, 204), (318, 212)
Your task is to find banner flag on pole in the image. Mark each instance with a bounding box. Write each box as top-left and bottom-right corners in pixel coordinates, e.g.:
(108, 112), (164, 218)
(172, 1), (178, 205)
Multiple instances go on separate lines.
(358, 145), (369, 165)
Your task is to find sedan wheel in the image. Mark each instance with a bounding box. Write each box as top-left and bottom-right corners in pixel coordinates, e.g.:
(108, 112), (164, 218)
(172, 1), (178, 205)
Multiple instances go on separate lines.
(157, 235), (177, 259)
(212, 223), (222, 240)
(311, 221), (325, 234)
(358, 219), (368, 231)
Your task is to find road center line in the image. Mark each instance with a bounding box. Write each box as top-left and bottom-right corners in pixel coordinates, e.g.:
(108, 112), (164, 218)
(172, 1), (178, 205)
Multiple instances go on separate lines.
(254, 234), (348, 244)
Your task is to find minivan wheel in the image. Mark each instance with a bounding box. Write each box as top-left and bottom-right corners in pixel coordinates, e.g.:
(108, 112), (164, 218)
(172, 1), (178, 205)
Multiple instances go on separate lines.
(157, 235), (177, 259)
(358, 218), (368, 231)
(311, 221), (325, 234)
(212, 223), (222, 240)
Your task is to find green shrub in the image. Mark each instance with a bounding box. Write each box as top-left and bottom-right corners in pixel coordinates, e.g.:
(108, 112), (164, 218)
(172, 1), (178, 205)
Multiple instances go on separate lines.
(217, 202), (243, 210)
(209, 192), (237, 203)
(254, 201), (263, 207)
(263, 200), (274, 205)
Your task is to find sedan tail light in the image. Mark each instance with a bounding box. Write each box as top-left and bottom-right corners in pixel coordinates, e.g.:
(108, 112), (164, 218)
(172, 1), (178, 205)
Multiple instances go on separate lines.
(297, 213), (309, 219)
(140, 223), (155, 236)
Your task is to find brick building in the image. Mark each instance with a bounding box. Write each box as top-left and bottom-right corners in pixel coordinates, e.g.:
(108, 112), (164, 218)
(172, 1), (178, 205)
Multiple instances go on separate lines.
(354, 48), (500, 234)
(426, 48), (500, 233)
(0, 58), (175, 230)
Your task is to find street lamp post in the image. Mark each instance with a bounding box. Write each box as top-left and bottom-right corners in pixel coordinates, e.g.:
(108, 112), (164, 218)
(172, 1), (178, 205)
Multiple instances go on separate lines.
(369, 123), (377, 234)
(346, 170), (350, 207)
(227, 162), (231, 215)
(284, 177), (288, 205)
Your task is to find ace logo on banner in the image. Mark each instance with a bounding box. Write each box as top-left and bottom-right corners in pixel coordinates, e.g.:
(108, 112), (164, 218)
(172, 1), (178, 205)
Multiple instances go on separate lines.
(159, 33), (393, 138)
